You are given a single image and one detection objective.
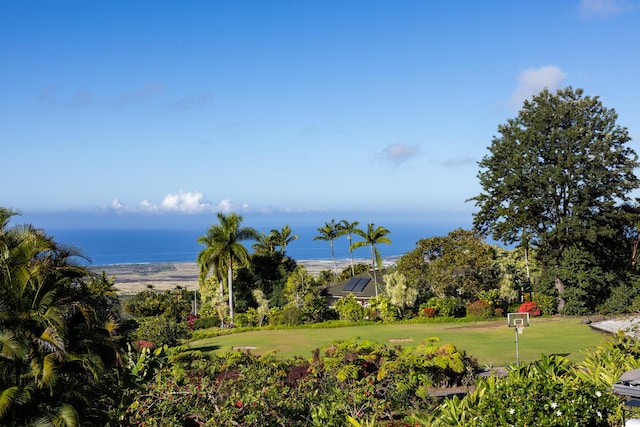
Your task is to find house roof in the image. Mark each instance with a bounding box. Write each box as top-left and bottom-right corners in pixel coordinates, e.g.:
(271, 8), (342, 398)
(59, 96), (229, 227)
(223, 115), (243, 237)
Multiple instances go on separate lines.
(325, 269), (386, 299)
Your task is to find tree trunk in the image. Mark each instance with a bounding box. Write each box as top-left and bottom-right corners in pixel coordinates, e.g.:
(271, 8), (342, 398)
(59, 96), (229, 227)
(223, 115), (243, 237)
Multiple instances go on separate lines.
(228, 259), (234, 325)
(331, 242), (337, 277)
(554, 276), (565, 313)
(370, 246), (378, 296)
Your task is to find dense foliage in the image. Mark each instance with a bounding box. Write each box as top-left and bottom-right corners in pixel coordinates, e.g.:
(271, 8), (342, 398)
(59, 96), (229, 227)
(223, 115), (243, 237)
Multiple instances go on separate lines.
(472, 87), (640, 314)
(122, 338), (476, 426)
(0, 208), (124, 426)
(419, 332), (640, 426)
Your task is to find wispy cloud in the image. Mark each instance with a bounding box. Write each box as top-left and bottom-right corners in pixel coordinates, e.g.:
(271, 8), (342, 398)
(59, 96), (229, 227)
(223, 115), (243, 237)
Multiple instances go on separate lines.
(441, 155), (475, 168)
(113, 83), (163, 107)
(509, 65), (567, 109)
(38, 85), (97, 108)
(68, 88), (96, 108)
(111, 191), (245, 214)
(579, 0), (637, 18)
(168, 92), (214, 111)
(382, 142), (420, 164)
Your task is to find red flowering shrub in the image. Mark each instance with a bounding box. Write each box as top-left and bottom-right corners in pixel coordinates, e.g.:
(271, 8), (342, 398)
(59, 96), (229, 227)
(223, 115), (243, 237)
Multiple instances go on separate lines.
(517, 301), (541, 316)
(421, 307), (436, 318)
(494, 307), (504, 317)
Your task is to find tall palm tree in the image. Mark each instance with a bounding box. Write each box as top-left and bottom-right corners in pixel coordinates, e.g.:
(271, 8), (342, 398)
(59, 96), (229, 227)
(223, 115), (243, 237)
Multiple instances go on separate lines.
(338, 219), (360, 277)
(352, 223), (392, 295)
(313, 219), (340, 278)
(270, 224), (298, 256)
(197, 212), (258, 324)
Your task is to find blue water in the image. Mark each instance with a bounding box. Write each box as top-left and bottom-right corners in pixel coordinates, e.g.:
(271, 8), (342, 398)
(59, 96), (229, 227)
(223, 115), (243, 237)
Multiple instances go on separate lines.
(49, 222), (460, 266)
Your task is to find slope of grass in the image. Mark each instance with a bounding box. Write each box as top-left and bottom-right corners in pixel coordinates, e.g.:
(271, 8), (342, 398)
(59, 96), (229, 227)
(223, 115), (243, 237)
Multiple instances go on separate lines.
(188, 316), (607, 366)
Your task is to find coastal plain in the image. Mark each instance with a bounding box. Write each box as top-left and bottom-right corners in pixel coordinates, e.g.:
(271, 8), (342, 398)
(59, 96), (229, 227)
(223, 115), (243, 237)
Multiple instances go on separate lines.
(92, 260), (358, 294)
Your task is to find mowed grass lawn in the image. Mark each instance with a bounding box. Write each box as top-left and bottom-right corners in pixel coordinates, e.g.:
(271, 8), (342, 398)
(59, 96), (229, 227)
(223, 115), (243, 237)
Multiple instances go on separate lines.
(188, 316), (609, 367)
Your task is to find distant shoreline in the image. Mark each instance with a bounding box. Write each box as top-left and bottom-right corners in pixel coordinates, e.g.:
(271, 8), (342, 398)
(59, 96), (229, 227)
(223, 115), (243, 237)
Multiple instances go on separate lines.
(92, 258), (397, 295)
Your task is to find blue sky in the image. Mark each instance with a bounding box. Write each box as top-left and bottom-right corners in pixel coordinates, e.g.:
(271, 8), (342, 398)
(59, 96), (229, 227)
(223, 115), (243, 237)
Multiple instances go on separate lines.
(2, 0), (640, 230)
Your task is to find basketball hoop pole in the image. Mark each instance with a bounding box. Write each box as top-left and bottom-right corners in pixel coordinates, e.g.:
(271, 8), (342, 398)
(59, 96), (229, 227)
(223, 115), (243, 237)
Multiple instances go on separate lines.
(515, 326), (520, 367)
(508, 313), (529, 368)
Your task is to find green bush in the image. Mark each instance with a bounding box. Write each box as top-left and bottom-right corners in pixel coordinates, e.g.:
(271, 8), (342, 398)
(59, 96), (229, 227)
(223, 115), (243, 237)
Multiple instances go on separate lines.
(426, 296), (465, 317)
(466, 300), (493, 319)
(333, 294), (366, 322)
(133, 315), (191, 347)
(193, 315), (221, 329)
(534, 293), (557, 315)
(281, 306), (305, 326)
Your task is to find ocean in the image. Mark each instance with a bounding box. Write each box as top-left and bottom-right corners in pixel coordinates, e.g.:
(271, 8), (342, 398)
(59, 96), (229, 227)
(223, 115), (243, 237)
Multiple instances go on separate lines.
(48, 222), (460, 266)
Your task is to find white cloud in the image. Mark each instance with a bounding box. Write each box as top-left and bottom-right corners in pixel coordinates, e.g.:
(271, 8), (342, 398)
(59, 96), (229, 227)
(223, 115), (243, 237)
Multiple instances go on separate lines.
(509, 65), (567, 109)
(382, 143), (420, 164)
(579, 0), (636, 17)
(110, 192), (246, 214)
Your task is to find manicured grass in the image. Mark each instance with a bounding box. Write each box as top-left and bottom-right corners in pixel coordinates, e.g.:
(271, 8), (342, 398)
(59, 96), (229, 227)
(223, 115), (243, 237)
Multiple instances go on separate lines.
(188, 316), (609, 367)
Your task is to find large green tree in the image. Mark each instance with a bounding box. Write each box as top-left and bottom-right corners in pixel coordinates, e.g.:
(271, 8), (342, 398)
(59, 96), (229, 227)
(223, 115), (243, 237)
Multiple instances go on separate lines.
(396, 228), (499, 303)
(197, 212), (259, 324)
(352, 223), (392, 295)
(472, 87), (639, 313)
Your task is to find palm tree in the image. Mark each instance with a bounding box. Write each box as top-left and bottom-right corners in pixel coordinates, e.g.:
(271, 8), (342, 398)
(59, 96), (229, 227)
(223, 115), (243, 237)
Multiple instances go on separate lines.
(338, 219), (360, 277)
(0, 208), (121, 426)
(313, 219), (340, 277)
(352, 223), (392, 295)
(252, 231), (277, 255)
(270, 224), (298, 256)
(197, 212), (258, 324)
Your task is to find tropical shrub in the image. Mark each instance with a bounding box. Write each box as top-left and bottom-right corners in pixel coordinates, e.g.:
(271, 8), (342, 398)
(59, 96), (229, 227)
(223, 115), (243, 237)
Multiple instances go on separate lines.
(334, 294), (367, 322)
(133, 315), (191, 347)
(368, 295), (397, 322)
(193, 315), (221, 329)
(421, 355), (621, 426)
(419, 305), (436, 318)
(426, 296), (466, 318)
(517, 301), (541, 316)
(466, 300), (493, 319)
(534, 293), (557, 315)
(122, 338), (477, 425)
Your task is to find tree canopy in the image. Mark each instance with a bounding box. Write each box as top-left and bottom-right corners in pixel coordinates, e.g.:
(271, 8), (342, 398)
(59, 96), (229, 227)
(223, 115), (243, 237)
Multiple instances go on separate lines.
(471, 87), (639, 313)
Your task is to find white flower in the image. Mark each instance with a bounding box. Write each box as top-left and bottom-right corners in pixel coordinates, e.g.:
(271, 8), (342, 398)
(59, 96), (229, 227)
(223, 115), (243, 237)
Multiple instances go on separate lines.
(597, 411), (602, 418)
(556, 410), (562, 417)
(509, 408), (515, 415)
(550, 402), (558, 409)
(595, 391), (602, 397)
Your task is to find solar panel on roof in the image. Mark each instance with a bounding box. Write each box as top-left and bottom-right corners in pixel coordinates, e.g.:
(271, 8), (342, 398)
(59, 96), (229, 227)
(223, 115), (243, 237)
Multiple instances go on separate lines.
(352, 278), (370, 292)
(343, 277), (359, 291)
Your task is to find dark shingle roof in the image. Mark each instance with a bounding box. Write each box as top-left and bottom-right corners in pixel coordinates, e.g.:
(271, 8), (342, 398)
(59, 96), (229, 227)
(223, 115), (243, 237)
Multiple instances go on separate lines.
(325, 269), (386, 299)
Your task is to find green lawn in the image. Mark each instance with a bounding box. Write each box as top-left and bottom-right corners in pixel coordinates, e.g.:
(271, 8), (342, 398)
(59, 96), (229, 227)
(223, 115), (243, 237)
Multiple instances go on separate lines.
(188, 316), (609, 366)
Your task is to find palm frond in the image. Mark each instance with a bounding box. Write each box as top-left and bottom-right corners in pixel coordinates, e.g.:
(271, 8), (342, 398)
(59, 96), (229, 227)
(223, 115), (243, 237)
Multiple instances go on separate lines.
(0, 385), (19, 420)
(0, 330), (24, 360)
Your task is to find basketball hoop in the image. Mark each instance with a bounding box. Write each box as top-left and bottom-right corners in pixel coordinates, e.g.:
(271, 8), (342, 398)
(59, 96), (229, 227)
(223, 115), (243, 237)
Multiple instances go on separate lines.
(507, 313), (531, 367)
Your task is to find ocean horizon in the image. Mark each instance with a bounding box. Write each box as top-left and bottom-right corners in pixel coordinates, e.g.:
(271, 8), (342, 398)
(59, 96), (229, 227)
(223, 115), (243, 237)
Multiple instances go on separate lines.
(48, 222), (463, 266)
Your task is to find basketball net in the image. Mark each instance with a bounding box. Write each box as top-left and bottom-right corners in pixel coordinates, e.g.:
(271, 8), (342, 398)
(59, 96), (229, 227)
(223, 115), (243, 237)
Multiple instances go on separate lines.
(516, 325), (524, 334)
